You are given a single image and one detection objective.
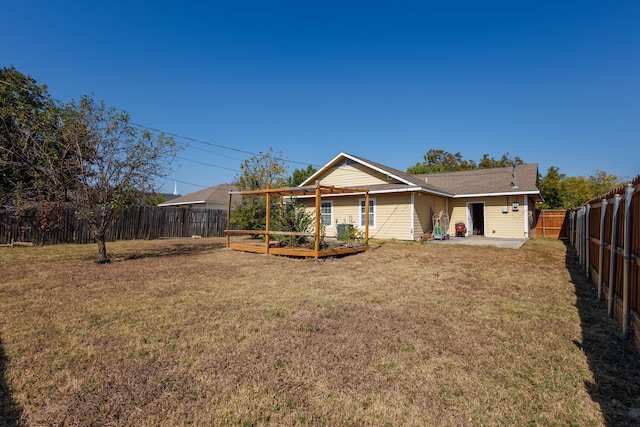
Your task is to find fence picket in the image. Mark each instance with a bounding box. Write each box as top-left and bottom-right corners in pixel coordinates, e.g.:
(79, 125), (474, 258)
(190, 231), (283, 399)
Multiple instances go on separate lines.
(0, 206), (228, 245)
(569, 174), (640, 350)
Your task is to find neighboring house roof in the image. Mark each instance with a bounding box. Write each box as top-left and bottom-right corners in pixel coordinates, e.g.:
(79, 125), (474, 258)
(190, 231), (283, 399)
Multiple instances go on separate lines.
(301, 152), (542, 201)
(158, 183), (239, 207)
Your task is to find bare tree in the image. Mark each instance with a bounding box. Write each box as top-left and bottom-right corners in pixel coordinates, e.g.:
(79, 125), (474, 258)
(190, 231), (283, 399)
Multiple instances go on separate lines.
(60, 96), (180, 262)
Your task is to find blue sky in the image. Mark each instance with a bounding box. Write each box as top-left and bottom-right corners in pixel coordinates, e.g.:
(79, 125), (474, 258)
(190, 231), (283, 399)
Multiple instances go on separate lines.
(3, 1), (639, 195)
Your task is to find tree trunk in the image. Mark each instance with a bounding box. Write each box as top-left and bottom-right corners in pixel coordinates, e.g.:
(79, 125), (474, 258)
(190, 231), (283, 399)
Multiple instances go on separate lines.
(96, 233), (109, 263)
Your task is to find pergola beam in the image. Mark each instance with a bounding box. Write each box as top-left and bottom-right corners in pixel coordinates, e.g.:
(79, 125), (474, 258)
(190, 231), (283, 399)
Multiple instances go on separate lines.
(225, 181), (370, 259)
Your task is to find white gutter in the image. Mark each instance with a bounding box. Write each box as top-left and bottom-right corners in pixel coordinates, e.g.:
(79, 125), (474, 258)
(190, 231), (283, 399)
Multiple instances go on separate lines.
(451, 190), (541, 199)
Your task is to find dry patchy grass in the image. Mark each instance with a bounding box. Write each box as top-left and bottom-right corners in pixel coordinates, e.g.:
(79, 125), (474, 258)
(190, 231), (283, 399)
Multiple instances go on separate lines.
(1, 237), (639, 426)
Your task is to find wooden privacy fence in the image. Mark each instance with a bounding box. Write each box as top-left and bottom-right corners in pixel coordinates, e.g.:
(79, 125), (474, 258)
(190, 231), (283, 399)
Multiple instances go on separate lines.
(569, 174), (640, 350)
(535, 209), (569, 239)
(0, 206), (228, 245)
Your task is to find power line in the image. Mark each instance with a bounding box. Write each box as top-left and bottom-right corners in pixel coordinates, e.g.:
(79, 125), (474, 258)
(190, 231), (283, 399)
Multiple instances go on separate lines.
(189, 144), (245, 163)
(130, 121), (322, 168)
(175, 155), (241, 173)
(2, 77), (322, 170)
(164, 178), (213, 190)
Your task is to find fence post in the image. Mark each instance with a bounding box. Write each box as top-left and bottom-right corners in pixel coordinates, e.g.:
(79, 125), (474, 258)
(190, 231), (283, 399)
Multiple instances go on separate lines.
(585, 204), (591, 277)
(608, 194), (621, 318)
(581, 206), (586, 266)
(598, 199), (607, 300)
(622, 183), (634, 339)
(575, 209), (580, 262)
(569, 210), (575, 248)
(578, 207), (585, 268)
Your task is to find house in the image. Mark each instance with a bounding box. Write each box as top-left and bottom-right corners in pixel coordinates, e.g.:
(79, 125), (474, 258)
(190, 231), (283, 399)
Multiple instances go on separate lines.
(297, 152), (543, 240)
(158, 183), (239, 209)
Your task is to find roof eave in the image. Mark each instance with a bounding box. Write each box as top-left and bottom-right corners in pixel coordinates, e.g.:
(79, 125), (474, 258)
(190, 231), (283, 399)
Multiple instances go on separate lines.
(451, 190), (542, 199)
(158, 199), (224, 206)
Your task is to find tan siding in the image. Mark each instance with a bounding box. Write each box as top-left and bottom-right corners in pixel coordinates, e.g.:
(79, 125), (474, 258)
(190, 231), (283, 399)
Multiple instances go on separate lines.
(449, 196), (528, 238)
(317, 164), (395, 187)
(485, 196), (527, 238)
(449, 201), (466, 236)
(302, 193), (415, 240)
(414, 194), (446, 235)
(330, 197), (361, 236)
(300, 197), (360, 238)
(369, 194), (413, 240)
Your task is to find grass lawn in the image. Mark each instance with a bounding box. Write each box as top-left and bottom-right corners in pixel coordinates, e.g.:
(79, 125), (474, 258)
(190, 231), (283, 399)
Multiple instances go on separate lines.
(1, 237), (640, 426)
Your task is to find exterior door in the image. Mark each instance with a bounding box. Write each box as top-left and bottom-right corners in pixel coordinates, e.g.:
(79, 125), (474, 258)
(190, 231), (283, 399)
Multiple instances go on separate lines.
(467, 202), (485, 236)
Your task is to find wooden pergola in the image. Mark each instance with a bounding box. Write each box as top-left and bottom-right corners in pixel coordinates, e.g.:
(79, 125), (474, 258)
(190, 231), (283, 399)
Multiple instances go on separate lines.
(225, 182), (370, 259)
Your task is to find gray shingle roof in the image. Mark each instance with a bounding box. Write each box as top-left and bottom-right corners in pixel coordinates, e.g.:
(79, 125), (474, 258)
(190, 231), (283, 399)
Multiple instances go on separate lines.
(158, 183), (239, 206)
(342, 153), (540, 198)
(418, 164), (540, 196)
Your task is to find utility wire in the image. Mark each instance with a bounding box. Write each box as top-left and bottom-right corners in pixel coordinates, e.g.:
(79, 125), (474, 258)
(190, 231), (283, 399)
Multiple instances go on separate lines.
(130, 121), (322, 168)
(165, 178), (212, 190)
(175, 155), (241, 173)
(1, 78), (322, 169)
(188, 144), (245, 163)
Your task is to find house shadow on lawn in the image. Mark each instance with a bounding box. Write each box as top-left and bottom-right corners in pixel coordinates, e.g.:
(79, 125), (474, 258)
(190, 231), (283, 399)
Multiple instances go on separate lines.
(565, 242), (640, 426)
(0, 335), (22, 426)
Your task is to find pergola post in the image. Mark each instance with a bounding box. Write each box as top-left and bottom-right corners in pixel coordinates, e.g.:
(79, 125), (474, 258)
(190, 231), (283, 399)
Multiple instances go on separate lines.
(226, 192), (232, 248)
(364, 191), (370, 241)
(314, 181), (321, 259)
(265, 186), (271, 255)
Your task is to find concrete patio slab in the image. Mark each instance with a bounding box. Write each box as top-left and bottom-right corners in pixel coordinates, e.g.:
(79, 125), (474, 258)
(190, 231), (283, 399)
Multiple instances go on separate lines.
(428, 236), (528, 249)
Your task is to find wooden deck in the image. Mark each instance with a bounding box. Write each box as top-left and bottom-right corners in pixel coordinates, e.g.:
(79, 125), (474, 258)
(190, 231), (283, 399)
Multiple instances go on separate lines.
(227, 241), (369, 258)
(225, 182), (371, 259)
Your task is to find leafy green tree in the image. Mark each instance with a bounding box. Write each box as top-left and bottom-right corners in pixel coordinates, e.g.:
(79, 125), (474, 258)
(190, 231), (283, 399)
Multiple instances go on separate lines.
(478, 153), (523, 169)
(538, 166), (620, 209)
(538, 166), (566, 209)
(407, 149), (524, 174)
(588, 170), (619, 196)
(235, 147), (288, 190)
(231, 148), (289, 234)
(562, 176), (592, 209)
(407, 149), (476, 174)
(288, 164), (317, 187)
(0, 67), (72, 208)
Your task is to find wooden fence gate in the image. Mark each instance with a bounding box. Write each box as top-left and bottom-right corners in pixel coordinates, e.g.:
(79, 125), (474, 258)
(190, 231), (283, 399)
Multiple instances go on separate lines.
(535, 209), (568, 239)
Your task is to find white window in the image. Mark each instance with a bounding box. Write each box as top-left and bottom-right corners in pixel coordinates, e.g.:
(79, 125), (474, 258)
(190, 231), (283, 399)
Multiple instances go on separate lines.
(320, 201), (333, 227)
(359, 198), (375, 227)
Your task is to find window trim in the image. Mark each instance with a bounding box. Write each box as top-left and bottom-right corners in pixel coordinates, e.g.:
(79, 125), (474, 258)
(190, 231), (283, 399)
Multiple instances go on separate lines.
(320, 200), (333, 227)
(359, 198), (376, 228)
